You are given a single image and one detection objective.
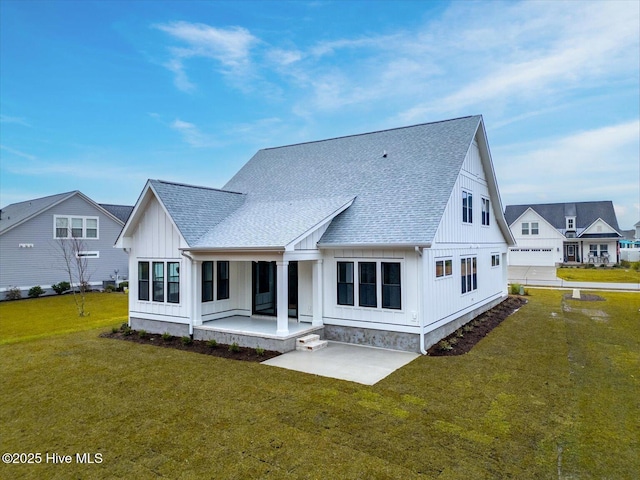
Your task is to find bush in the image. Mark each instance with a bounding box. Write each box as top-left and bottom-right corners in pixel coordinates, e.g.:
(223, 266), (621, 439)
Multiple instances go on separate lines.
(229, 342), (240, 353)
(4, 286), (22, 300)
(117, 281), (129, 292)
(207, 339), (218, 349)
(104, 284), (117, 293)
(438, 340), (453, 351)
(111, 326), (119, 334)
(28, 286), (44, 298)
(585, 263), (596, 269)
(162, 332), (173, 342)
(52, 281), (70, 295)
(181, 336), (193, 346)
(255, 347), (265, 357)
(138, 329), (148, 339)
(510, 283), (523, 295)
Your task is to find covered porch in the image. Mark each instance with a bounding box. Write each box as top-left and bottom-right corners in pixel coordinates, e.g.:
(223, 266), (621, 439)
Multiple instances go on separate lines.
(193, 315), (324, 353)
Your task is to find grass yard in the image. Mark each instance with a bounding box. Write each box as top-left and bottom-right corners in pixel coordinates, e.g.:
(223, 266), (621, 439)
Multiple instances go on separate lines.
(1, 290), (638, 478)
(0, 292), (128, 345)
(557, 266), (640, 283)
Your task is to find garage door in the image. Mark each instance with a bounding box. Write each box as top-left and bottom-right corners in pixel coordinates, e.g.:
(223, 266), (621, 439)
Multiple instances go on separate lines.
(508, 248), (555, 267)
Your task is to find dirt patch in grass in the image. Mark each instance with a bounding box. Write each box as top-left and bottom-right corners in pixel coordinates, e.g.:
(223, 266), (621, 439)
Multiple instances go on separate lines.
(562, 293), (605, 302)
(427, 295), (528, 356)
(100, 330), (280, 362)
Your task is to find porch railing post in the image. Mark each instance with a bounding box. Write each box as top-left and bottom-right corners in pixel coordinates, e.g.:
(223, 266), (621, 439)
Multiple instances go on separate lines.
(312, 259), (323, 326)
(276, 260), (289, 336)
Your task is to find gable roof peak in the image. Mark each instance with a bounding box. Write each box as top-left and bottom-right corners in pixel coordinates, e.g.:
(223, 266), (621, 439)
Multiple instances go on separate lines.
(150, 179), (244, 196)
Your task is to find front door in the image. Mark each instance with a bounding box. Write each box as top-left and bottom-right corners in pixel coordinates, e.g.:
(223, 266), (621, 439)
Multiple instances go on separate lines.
(252, 261), (298, 317)
(566, 244), (576, 262)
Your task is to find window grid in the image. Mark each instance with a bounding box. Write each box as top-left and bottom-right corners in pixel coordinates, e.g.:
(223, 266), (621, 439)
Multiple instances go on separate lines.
(481, 198), (490, 226)
(138, 262), (149, 301)
(462, 191), (473, 224)
(202, 261), (214, 302)
(337, 262), (354, 306)
(358, 262), (377, 308)
(461, 257), (478, 294)
(217, 261), (230, 300)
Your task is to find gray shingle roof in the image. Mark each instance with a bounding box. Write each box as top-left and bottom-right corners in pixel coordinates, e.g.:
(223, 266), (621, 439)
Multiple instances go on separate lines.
(100, 204), (133, 223)
(504, 201), (621, 234)
(223, 116), (483, 246)
(0, 191), (76, 234)
(149, 180), (246, 245)
(195, 196), (354, 248)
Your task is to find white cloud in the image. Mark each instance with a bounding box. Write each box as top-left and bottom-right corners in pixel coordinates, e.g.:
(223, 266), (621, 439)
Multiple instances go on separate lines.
(0, 144), (37, 160)
(170, 119), (218, 148)
(155, 21), (258, 91)
(0, 115), (30, 127)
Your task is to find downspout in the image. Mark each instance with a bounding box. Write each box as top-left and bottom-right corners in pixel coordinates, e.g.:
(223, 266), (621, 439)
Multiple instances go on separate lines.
(181, 250), (195, 336)
(415, 246), (428, 355)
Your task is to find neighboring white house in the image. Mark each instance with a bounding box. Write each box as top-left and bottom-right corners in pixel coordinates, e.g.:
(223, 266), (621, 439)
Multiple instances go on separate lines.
(116, 115), (515, 353)
(504, 201), (622, 267)
(0, 191), (132, 296)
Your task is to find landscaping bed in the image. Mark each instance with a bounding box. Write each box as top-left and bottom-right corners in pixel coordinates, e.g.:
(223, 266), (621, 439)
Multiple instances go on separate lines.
(427, 295), (528, 356)
(101, 327), (280, 362)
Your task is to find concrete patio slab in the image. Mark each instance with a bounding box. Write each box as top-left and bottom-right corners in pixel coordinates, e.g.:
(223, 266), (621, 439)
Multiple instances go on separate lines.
(261, 341), (419, 385)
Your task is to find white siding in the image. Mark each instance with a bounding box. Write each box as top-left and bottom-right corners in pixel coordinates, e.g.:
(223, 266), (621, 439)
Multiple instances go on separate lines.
(129, 196), (189, 321)
(322, 248), (420, 330)
(508, 209), (564, 265)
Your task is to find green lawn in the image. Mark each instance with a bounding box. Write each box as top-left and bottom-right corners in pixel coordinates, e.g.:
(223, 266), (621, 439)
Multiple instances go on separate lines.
(557, 266), (640, 283)
(0, 290), (638, 478)
(0, 292), (128, 345)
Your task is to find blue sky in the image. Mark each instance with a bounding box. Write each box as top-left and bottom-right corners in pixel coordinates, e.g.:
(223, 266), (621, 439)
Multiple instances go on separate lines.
(1, 0), (639, 229)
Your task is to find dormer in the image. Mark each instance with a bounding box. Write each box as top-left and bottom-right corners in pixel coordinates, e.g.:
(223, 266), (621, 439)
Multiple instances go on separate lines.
(566, 216), (576, 232)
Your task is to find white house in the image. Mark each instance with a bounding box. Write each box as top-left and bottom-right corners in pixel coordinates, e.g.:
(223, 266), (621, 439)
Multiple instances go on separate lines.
(116, 116), (515, 353)
(504, 201), (622, 267)
(0, 191), (132, 296)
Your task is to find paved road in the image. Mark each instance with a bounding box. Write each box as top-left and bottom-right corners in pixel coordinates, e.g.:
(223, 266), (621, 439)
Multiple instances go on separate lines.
(508, 266), (640, 291)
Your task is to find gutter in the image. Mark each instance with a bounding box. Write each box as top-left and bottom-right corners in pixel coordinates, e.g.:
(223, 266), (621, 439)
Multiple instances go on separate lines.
(180, 246), (284, 253)
(416, 246), (428, 355)
(180, 250), (195, 336)
(318, 242), (432, 250)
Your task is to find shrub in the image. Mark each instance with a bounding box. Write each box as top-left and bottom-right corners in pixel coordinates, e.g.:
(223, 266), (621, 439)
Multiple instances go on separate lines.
(229, 342), (240, 353)
(122, 326), (133, 336)
(117, 281), (129, 292)
(181, 336), (193, 346)
(255, 347), (265, 356)
(585, 263), (596, 269)
(438, 340), (453, 351)
(599, 264), (606, 268)
(455, 329), (464, 338)
(52, 281), (70, 295)
(510, 283), (523, 295)
(120, 322), (129, 331)
(28, 286), (44, 298)
(138, 329), (148, 339)
(463, 324), (474, 333)
(207, 339), (218, 349)
(104, 284), (117, 293)
(633, 262), (640, 272)
(162, 332), (172, 342)
(4, 286), (22, 300)
(111, 326), (119, 334)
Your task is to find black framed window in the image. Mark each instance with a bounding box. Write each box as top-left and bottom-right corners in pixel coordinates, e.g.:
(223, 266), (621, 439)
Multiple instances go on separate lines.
(138, 261), (149, 301)
(382, 262), (401, 309)
(482, 198), (490, 226)
(167, 262), (179, 303)
(337, 262), (354, 306)
(461, 257), (478, 294)
(217, 261), (229, 300)
(202, 261), (213, 302)
(153, 262), (164, 302)
(359, 262), (377, 307)
(463, 191), (473, 223)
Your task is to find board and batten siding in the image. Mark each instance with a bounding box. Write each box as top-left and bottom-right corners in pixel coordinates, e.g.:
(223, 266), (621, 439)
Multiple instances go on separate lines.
(508, 209), (564, 265)
(424, 138), (509, 330)
(0, 194), (128, 291)
(321, 248), (421, 332)
(129, 195), (189, 322)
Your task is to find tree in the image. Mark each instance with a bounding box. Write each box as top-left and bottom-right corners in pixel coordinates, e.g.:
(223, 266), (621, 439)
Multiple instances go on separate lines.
(57, 235), (92, 317)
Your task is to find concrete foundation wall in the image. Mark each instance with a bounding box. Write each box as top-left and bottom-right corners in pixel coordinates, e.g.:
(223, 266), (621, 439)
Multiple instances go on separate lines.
(193, 329), (324, 353)
(325, 295), (507, 353)
(130, 317), (189, 337)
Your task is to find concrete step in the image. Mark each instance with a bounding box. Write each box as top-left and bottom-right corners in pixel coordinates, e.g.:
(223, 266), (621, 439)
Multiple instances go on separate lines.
(296, 334), (320, 346)
(296, 339), (328, 352)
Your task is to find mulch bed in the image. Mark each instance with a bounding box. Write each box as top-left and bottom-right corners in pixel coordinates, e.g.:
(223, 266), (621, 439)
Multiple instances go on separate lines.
(427, 295), (528, 356)
(103, 295), (528, 361)
(100, 330), (280, 362)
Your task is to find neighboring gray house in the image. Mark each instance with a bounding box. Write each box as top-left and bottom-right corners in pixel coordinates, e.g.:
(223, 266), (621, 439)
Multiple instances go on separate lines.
(0, 191), (132, 296)
(117, 115), (515, 354)
(505, 201), (622, 266)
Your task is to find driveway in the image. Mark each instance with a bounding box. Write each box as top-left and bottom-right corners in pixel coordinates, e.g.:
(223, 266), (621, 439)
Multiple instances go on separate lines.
(262, 341), (419, 385)
(508, 266), (558, 283)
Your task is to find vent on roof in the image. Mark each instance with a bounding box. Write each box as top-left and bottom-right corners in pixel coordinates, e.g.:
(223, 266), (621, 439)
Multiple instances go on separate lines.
(382, 150), (387, 158)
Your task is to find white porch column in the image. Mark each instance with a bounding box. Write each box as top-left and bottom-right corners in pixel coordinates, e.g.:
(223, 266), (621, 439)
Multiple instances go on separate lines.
(312, 259), (323, 326)
(276, 260), (289, 336)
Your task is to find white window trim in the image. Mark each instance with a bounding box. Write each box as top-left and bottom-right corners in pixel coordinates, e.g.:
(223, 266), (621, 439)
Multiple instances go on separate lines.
(481, 197), (490, 227)
(491, 253), (500, 267)
(53, 215), (100, 240)
(462, 190), (473, 225)
(335, 259), (404, 312)
(435, 257), (453, 279)
(522, 222), (530, 235)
